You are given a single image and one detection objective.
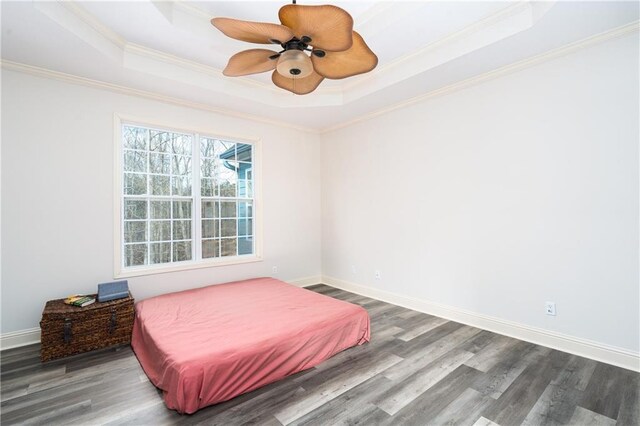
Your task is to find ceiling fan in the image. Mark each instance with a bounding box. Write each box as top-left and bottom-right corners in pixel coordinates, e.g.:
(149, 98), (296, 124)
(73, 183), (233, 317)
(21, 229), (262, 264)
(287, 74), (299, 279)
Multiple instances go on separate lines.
(211, 1), (378, 95)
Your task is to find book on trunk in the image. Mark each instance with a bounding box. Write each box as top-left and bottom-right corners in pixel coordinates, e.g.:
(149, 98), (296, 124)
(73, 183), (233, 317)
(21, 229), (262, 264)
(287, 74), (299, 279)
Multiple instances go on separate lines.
(64, 295), (96, 307)
(97, 280), (129, 303)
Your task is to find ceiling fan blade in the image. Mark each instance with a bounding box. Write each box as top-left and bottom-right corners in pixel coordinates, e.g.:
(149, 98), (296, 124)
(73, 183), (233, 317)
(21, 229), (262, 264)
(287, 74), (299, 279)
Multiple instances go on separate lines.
(311, 31), (378, 79)
(223, 49), (278, 77)
(211, 17), (294, 44)
(272, 70), (324, 95)
(278, 4), (353, 52)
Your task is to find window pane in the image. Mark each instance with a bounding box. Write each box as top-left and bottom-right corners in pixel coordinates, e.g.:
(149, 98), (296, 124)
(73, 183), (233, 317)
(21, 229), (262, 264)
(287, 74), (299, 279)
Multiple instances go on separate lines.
(238, 218), (252, 237)
(172, 135), (192, 156)
(201, 158), (217, 178)
(219, 165), (237, 197)
(151, 201), (171, 219)
(215, 140), (235, 159)
(238, 201), (253, 218)
(201, 178), (217, 197)
(150, 175), (170, 196)
(124, 150), (148, 173)
(124, 221), (146, 243)
(150, 221), (171, 242)
(236, 144), (252, 162)
(123, 126), (148, 150)
(220, 201), (236, 218)
(201, 138), (216, 158)
(220, 182), (236, 197)
(220, 219), (236, 237)
(202, 239), (219, 258)
(150, 153), (171, 174)
(201, 201), (219, 219)
(238, 237), (253, 255)
(173, 201), (192, 219)
(238, 179), (253, 198)
(150, 242), (171, 264)
(124, 244), (147, 266)
(173, 220), (191, 240)
(202, 219), (219, 238)
(221, 238), (237, 257)
(124, 173), (147, 195)
(173, 241), (192, 262)
(149, 130), (170, 153)
(124, 200), (147, 220)
(172, 155), (191, 176)
(172, 176), (192, 196)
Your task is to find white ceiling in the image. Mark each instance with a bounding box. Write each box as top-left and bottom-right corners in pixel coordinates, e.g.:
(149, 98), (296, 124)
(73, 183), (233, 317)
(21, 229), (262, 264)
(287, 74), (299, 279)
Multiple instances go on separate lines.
(2, 1), (638, 131)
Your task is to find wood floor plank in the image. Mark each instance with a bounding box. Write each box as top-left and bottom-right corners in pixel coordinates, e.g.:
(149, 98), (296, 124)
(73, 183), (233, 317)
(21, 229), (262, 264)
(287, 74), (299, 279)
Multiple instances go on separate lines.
(376, 348), (475, 415)
(384, 325), (481, 382)
(385, 365), (484, 425)
(482, 349), (571, 426)
(616, 370), (640, 426)
(396, 316), (450, 342)
(427, 387), (494, 426)
(472, 416), (500, 426)
(457, 330), (498, 354)
(521, 383), (581, 425)
(579, 362), (628, 419)
(273, 352), (403, 424)
(290, 375), (394, 426)
(551, 354), (598, 392)
(392, 321), (464, 359)
(463, 334), (520, 373)
(471, 341), (547, 399)
(521, 354), (597, 426)
(22, 399), (92, 426)
(569, 406), (616, 426)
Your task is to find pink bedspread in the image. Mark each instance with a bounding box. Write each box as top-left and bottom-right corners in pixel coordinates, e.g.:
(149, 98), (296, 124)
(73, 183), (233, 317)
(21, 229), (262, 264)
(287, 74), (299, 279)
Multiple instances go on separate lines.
(131, 277), (370, 413)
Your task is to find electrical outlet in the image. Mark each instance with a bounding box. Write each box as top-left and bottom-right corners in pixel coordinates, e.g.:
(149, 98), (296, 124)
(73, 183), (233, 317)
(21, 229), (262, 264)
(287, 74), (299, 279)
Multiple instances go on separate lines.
(545, 302), (556, 316)
(374, 270), (381, 280)
(351, 265), (357, 274)
(272, 266), (278, 274)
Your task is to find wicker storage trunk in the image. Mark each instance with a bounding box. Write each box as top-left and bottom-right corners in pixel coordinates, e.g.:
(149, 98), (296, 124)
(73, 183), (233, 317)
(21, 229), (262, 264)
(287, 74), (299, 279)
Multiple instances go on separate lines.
(40, 293), (135, 362)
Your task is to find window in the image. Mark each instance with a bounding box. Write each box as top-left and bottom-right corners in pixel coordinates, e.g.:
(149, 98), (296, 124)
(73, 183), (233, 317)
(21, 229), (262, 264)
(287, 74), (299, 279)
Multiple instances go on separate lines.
(116, 120), (260, 276)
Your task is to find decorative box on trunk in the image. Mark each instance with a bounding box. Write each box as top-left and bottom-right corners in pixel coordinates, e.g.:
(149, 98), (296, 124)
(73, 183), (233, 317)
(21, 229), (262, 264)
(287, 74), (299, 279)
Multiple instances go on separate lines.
(40, 293), (135, 362)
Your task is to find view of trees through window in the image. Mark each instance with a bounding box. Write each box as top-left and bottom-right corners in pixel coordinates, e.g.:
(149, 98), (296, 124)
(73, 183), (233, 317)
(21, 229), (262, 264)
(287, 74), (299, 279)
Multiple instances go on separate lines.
(121, 124), (255, 269)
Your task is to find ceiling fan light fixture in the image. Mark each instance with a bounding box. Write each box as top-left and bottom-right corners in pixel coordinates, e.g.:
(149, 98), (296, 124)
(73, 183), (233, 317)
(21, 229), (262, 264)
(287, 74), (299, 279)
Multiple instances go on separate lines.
(276, 49), (313, 79)
(211, 2), (377, 94)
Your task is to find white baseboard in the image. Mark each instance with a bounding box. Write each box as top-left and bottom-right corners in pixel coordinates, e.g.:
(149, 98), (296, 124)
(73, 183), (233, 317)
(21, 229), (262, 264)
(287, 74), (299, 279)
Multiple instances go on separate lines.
(322, 275), (640, 372)
(0, 327), (41, 350)
(287, 275), (323, 288)
(0, 276), (324, 351)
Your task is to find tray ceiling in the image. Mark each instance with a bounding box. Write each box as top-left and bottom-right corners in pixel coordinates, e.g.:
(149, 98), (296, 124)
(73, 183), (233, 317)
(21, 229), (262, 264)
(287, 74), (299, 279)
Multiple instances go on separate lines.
(1, 1), (638, 131)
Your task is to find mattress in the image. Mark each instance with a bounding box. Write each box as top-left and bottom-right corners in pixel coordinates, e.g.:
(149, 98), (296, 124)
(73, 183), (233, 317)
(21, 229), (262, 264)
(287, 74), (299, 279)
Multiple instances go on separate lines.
(131, 277), (370, 414)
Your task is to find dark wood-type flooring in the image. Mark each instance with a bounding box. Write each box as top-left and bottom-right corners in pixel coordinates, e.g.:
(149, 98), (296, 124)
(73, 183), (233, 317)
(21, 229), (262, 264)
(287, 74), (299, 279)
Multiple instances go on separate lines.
(1, 285), (638, 425)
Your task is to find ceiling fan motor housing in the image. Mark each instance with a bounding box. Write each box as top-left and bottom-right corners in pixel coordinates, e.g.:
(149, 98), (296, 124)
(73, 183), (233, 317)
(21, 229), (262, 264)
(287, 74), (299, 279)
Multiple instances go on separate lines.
(276, 49), (313, 78)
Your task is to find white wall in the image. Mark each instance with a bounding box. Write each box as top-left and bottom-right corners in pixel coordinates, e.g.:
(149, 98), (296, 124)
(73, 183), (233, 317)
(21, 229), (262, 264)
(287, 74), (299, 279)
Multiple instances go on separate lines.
(321, 34), (639, 353)
(1, 70), (322, 333)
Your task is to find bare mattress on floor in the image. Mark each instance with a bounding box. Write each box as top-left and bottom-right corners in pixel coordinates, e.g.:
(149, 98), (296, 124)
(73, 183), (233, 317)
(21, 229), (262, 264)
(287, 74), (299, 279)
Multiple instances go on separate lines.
(131, 277), (370, 413)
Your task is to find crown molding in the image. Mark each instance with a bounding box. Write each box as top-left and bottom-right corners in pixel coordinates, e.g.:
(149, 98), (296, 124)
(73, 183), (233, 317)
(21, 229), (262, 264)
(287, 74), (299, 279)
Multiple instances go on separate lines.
(0, 60), (320, 134)
(123, 42), (276, 93)
(321, 20), (640, 134)
(3, 20), (636, 134)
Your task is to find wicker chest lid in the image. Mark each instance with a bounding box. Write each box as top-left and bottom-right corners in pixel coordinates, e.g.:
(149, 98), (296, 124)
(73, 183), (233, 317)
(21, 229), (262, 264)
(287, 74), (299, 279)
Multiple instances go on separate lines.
(42, 293), (134, 317)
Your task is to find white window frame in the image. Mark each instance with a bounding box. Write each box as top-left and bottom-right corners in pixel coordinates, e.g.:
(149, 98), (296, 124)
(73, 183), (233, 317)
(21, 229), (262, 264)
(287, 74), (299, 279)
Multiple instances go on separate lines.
(113, 114), (263, 278)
